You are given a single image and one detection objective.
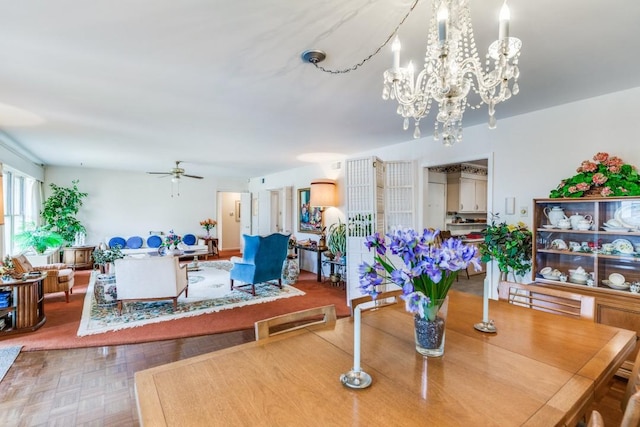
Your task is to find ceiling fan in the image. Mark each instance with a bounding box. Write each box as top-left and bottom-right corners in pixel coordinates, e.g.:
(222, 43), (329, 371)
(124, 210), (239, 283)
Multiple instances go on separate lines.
(146, 161), (203, 182)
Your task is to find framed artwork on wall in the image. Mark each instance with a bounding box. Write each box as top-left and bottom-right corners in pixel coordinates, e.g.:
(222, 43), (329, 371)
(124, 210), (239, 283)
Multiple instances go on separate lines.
(298, 188), (323, 234)
(235, 200), (241, 222)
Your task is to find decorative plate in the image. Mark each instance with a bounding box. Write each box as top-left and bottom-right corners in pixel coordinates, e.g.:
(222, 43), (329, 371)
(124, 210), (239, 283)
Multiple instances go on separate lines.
(147, 235), (163, 248)
(182, 234), (197, 246)
(615, 204), (640, 229)
(602, 279), (631, 290)
(126, 236), (144, 249)
(108, 236), (126, 249)
(540, 267), (552, 275)
(542, 273), (561, 280)
(550, 239), (567, 250)
(602, 226), (632, 232)
(542, 224), (555, 229)
(612, 239), (634, 254)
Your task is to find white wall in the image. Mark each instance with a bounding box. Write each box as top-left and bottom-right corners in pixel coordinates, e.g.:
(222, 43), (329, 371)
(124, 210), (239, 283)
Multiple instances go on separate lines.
(251, 86), (640, 284)
(8, 86), (640, 277)
(355, 87), (640, 229)
(248, 162), (346, 273)
(44, 166), (248, 246)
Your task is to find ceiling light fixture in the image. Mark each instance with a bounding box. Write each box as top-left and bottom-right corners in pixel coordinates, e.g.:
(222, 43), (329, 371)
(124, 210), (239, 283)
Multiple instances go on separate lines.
(383, 0), (521, 145)
(302, 0), (521, 147)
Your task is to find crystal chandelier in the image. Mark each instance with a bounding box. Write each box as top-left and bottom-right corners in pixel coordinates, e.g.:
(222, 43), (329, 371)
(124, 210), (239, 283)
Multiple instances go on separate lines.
(382, 0), (522, 146)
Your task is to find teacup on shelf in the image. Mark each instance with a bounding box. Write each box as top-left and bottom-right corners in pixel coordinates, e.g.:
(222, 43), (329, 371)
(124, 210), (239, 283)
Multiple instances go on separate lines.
(609, 273), (625, 286)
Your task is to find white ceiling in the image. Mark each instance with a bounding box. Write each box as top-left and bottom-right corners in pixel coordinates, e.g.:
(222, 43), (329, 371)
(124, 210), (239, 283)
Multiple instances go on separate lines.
(0, 0), (639, 179)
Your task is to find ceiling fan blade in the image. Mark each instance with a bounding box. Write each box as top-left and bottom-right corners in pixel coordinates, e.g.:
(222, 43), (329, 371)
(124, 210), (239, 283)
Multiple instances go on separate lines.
(147, 172), (171, 176)
(183, 174), (203, 179)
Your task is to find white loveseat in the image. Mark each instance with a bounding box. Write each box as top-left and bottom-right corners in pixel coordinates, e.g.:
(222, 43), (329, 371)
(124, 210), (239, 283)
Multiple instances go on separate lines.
(114, 256), (188, 315)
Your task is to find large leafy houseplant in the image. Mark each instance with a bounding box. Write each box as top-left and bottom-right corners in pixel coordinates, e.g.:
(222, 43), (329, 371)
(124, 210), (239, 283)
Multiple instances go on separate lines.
(15, 226), (64, 254)
(479, 216), (533, 281)
(41, 180), (88, 245)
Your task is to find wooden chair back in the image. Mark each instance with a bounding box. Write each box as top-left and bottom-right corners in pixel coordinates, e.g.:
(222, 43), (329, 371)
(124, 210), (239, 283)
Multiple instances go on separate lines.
(622, 390), (640, 427)
(350, 289), (403, 316)
(586, 410), (605, 427)
(254, 305), (336, 341)
(497, 281), (595, 321)
(623, 350), (640, 413)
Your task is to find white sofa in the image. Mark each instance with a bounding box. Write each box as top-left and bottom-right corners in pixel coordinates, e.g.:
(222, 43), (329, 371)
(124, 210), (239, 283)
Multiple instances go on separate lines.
(114, 256), (188, 315)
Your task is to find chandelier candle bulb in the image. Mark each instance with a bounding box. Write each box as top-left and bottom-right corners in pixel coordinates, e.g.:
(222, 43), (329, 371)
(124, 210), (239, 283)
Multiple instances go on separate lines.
(437, 3), (448, 43)
(392, 36), (401, 70)
(499, 2), (510, 40)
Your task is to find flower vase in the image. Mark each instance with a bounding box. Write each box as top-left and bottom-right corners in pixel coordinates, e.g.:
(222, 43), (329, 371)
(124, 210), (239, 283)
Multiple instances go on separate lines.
(414, 296), (449, 357)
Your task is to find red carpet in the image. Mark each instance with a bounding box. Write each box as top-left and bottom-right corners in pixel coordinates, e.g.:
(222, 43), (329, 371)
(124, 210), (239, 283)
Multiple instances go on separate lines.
(0, 269), (350, 351)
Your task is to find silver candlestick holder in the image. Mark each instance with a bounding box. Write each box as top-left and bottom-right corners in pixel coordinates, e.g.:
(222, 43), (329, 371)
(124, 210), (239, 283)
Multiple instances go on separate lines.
(340, 304), (372, 389)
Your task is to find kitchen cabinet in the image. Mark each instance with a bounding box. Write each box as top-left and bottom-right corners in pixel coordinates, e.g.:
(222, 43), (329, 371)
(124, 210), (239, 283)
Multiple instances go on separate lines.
(532, 197), (640, 377)
(447, 175), (487, 213)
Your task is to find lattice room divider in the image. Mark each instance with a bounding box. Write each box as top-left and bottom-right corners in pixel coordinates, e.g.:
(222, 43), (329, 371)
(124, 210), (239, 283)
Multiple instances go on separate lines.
(344, 157), (415, 303)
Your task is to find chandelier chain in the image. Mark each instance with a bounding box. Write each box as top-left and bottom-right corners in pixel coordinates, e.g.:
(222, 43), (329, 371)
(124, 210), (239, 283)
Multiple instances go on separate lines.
(311, 0), (421, 74)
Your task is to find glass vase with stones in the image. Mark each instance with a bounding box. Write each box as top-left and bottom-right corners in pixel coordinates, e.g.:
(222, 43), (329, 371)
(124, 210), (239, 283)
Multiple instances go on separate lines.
(414, 296), (449, 357)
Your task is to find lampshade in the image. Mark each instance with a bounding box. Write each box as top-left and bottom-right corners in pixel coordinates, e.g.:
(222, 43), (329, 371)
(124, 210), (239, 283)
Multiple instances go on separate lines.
(310, 179), (336, 208)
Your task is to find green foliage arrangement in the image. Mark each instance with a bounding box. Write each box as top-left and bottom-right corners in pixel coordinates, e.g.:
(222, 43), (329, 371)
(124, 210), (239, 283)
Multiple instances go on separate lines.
(92, 246), (124, 265)
(16, 226), (64, 254)
(41, 180), (88, 245)
(550, 152), (640, 198)
(327, 220), (346, 257)
(479, 215), (533, 279)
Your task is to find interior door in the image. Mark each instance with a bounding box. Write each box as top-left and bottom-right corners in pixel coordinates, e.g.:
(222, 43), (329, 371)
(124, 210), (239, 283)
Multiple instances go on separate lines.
(239, 192), (252, 251)
(427, 182), (446, 230)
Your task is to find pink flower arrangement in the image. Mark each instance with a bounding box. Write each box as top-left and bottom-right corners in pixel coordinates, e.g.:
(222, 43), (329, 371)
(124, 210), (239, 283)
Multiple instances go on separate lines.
(550, 152), (640, 198)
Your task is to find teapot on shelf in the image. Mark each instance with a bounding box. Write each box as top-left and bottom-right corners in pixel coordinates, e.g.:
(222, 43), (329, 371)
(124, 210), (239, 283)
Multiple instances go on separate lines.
(569, 213), (593, 230)
(544, 206), (568, 226)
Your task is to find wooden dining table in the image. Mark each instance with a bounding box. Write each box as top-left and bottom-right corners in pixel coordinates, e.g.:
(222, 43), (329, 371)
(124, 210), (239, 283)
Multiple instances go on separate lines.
(135, 290), (636, 426)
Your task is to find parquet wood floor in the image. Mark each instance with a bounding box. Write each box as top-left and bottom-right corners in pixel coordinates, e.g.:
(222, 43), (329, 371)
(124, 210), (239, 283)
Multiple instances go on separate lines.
(0, 330), (255, 426)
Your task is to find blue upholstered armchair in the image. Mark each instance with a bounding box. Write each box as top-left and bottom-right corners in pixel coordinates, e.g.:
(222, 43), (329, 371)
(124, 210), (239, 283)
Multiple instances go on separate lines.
(230, 233), (291, 295)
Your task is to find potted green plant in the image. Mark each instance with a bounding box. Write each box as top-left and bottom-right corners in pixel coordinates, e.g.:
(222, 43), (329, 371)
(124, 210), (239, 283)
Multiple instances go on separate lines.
(478, 215), (533, 281)
(327, 220), (347, 282)
(327, 220), (346, 260)
(41, 180), (88, 246)
(92, 246), (124, 274)
(15, 226), (65, 254)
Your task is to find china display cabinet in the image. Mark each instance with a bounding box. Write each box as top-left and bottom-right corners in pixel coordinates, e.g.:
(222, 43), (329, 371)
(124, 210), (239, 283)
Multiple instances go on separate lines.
(532, 197), (640, 377)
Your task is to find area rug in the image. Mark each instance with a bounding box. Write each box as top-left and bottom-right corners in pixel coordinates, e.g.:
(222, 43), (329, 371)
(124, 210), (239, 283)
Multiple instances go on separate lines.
(0, 345), (21, 383)
(77, 261), (305, 336)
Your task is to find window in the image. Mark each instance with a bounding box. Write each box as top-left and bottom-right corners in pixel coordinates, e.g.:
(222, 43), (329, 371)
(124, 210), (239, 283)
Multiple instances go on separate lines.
(3, 168), (39, 255)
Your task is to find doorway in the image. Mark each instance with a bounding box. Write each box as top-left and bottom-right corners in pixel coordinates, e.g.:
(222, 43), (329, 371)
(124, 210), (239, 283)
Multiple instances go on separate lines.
(423, 157), (491, 233)
(217, 191), (242, 251)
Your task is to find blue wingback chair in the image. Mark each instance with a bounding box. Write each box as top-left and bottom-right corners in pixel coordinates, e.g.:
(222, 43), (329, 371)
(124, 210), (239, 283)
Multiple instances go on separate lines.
(230, 233), (291, 295)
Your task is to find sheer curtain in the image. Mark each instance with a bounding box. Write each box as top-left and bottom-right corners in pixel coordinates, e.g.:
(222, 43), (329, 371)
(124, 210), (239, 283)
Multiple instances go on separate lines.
(29, 179), (43, 226)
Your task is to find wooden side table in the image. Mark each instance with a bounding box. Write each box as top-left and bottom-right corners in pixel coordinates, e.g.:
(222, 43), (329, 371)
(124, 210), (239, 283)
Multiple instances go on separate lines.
(62, 245), (95, 270)
(295, 244), (325, 282)
(198, 236), (219, 259)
